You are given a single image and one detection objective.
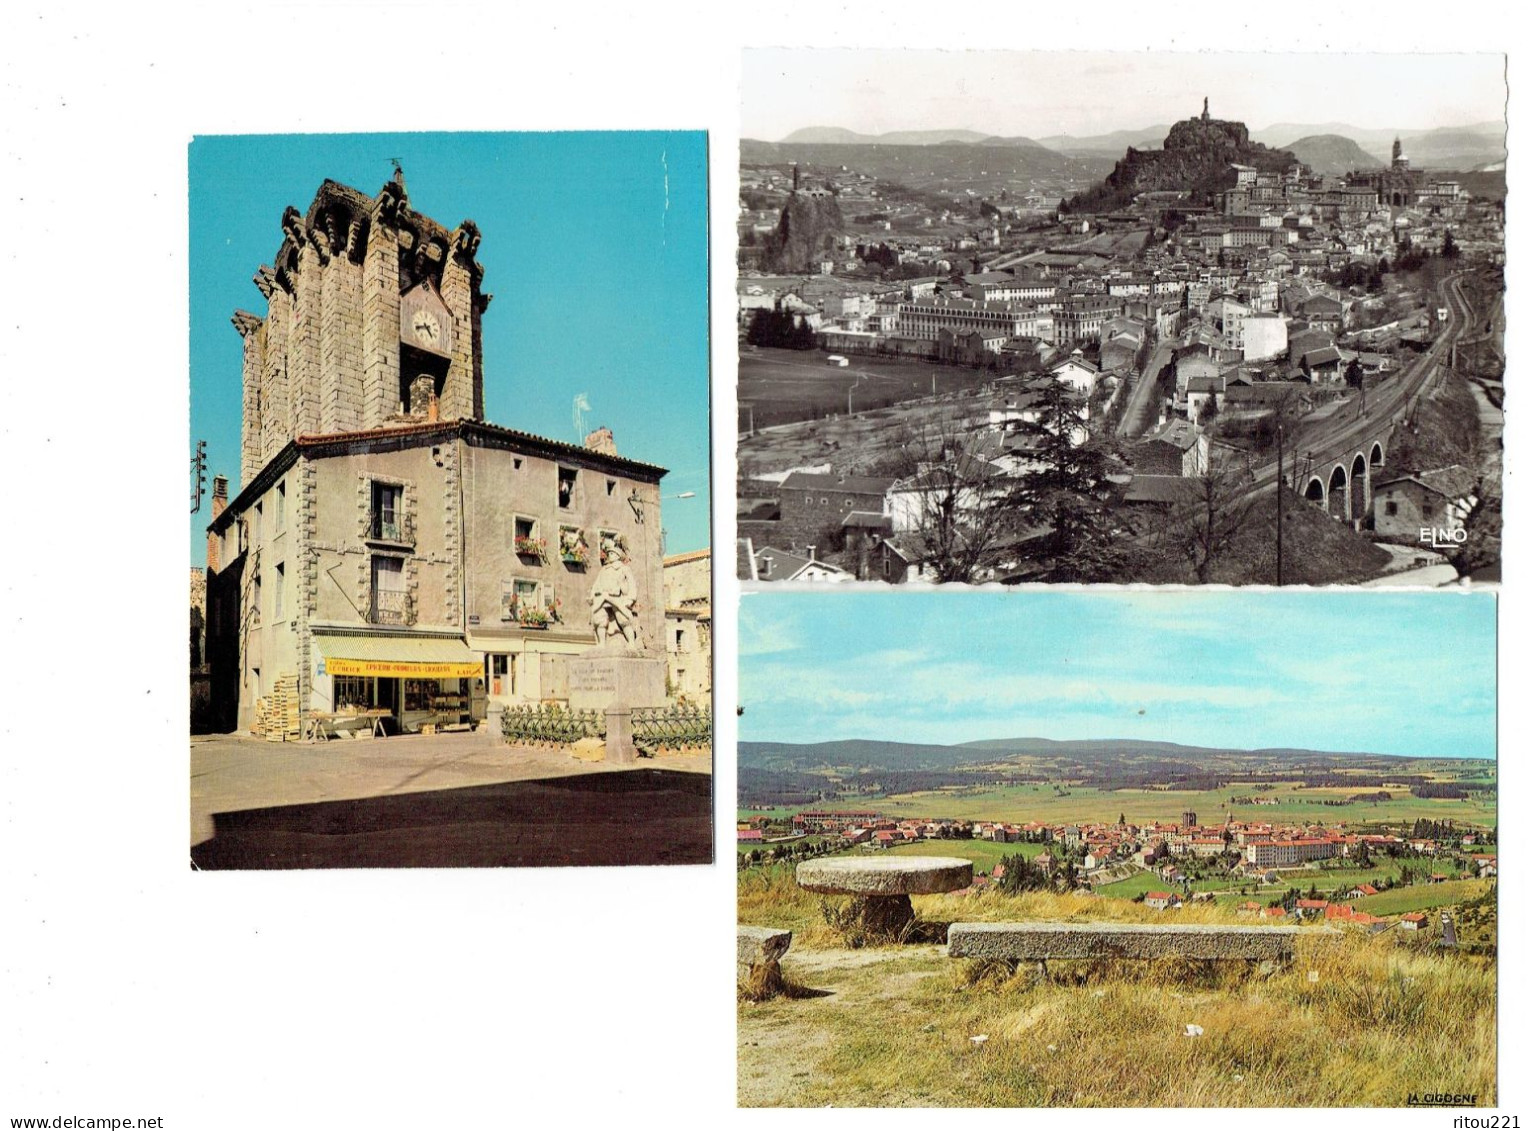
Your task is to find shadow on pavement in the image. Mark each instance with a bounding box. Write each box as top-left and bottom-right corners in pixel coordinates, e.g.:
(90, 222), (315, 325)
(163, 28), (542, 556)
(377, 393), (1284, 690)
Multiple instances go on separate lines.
(190, 769), (712, 869)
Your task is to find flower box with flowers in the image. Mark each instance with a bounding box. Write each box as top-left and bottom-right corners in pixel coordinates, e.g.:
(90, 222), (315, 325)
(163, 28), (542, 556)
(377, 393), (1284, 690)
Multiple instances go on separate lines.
(561, 540), (590, 566)
(517, 606), (550, 629)
(514, 535), (548, 561)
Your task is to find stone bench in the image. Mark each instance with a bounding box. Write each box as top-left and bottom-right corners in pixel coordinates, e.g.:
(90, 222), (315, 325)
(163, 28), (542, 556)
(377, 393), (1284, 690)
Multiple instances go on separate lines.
(738, 925), (793, 998)
(947, 921), (1335, 964)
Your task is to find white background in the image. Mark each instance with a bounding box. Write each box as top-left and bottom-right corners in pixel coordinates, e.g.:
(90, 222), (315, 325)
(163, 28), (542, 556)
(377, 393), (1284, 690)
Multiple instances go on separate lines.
(1, 2), (1520, 1126)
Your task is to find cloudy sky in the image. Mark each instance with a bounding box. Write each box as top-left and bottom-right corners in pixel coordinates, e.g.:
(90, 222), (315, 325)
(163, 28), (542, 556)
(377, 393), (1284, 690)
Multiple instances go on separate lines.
(743, 50), (1507, 141)
(739, 590), (1496, 759)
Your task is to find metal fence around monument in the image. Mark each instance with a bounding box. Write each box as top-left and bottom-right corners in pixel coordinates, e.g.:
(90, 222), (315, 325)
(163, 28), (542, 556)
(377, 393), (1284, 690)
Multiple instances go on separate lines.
(500, 704), (605, 745)
(631, 704), (711, 749)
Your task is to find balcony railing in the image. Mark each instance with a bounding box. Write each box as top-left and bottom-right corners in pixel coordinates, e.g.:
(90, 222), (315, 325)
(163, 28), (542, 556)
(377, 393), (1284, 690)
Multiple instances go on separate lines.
(370, 588), (408, 625)
(368, 510), (416, 545)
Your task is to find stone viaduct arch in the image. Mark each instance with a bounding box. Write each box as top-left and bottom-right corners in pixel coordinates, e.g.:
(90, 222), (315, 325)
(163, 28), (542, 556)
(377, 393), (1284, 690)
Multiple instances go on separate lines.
(1297, 431), (1389, 528)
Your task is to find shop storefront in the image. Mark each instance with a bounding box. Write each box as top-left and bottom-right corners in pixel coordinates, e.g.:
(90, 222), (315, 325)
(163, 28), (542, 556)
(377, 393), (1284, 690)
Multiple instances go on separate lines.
(313, 634), (485, 734)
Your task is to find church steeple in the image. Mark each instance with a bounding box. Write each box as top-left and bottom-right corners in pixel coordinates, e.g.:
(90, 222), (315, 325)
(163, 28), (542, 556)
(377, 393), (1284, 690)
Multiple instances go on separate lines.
(1392, 136), (1403, 165)
(1202, 97), (1209, 121)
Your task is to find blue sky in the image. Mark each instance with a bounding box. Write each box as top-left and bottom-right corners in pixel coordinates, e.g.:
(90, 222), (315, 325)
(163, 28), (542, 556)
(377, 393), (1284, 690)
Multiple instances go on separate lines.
(188, 131), (710, 561)
(739, 590), (1496, 760)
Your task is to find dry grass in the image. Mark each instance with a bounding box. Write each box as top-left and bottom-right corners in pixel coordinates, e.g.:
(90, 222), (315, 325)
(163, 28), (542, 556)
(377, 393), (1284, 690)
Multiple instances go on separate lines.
(739, 883), (1498, 1107)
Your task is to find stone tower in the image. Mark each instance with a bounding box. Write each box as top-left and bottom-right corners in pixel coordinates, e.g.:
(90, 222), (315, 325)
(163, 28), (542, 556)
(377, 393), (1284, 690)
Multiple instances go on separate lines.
(1392, 136), (1402, 165)
(230, 169), (491, 487)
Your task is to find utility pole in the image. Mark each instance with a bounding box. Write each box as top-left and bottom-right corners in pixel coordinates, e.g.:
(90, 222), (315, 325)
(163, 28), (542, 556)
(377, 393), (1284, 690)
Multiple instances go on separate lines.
(190, 439), (207, 514)
(1275, 423), (1283, 586)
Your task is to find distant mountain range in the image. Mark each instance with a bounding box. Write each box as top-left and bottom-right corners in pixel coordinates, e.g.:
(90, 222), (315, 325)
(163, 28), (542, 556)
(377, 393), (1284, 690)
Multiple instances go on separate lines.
(1035, 126), (1173, 155)
(1283, 134), (1385, 175)
(780, 126), (1051, 149)
(764, 120), (1506, 171)
(738, 736), (1415, 773)
(740, 137), (1107, 188)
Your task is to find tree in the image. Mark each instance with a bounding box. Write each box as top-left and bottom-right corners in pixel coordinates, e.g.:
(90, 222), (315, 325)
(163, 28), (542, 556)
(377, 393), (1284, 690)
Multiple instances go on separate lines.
(1154, 441), (1256, 584)
(1014, 380), (1125, 581)
(898, 414), (1027, 583)
(1441, 228), (1460, 259)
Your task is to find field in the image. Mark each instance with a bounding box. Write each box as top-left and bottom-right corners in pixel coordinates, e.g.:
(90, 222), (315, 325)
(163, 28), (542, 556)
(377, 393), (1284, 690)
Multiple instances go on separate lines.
(738, 874), (1497, 1107)
(864, 780), (1496, 829)
(736, 833), (836, 857)
(1092, 858), (1460, 905)
(879, 837), (1046, 873)
(1353, 879), (1491, 916)
(739, 347), (992, 434)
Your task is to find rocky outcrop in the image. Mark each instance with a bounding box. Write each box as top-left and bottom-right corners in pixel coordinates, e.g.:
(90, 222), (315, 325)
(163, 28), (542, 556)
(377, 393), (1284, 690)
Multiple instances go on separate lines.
(1066, 111), (1298, 213)
(763, 189), (843, 272)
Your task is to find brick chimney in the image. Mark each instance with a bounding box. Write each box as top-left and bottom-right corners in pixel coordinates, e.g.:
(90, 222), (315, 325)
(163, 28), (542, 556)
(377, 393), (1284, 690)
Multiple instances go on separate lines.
(206, 475), (229, 572)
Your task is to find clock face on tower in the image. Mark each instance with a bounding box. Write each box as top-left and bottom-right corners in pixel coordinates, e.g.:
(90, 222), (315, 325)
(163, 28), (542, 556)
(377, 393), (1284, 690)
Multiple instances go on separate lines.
(411, 310), (441, 346)
(399, 283), (453, 358)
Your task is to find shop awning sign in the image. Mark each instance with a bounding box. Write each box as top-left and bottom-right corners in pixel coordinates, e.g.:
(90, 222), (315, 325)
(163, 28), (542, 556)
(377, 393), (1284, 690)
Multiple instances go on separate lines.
(315, 635), (482, 679)
(325, 657), (481, 678)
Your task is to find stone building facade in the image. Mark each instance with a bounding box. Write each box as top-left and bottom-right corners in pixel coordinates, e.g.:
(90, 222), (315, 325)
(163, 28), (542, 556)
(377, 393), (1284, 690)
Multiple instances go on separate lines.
(662, 549), (712, 703)
(205, 174), (670, 735)
(774, 471), (894, 558)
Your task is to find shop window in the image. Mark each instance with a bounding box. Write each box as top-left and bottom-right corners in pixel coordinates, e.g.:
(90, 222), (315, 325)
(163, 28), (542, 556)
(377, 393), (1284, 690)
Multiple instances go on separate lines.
(404, 679), (443, 712)
(334, 675), (376, 712)
(371, 556), (406, 624)
(557, 467), (578, 509)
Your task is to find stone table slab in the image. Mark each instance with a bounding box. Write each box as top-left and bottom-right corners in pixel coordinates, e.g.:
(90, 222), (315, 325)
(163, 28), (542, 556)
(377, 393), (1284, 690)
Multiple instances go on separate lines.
(796, 856), (973, 896)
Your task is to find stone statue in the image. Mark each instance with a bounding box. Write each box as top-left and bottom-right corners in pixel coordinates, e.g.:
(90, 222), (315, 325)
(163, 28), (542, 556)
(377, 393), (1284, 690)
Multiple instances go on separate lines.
(590, 540), (642, 651)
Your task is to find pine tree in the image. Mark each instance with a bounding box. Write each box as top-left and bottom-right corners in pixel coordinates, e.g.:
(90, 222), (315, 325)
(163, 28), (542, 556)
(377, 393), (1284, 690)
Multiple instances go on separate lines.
(1016, 380), (1124, 581)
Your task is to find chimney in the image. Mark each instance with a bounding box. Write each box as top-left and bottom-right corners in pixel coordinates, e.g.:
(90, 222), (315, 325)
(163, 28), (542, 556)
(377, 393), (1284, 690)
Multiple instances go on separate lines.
(807, 544), (817, 562)
(206, 475), (229, 572)
(584, 426), (617, 456)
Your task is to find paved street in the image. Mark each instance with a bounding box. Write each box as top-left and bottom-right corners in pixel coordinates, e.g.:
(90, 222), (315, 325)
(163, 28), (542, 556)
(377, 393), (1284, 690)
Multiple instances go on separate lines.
(1116, 338), (1175, 439)
(190, 730), (712, 867)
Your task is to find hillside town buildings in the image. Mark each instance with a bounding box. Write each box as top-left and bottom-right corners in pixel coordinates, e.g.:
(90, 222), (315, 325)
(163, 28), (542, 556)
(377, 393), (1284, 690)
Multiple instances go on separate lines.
(738, 107), (1503, 582)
